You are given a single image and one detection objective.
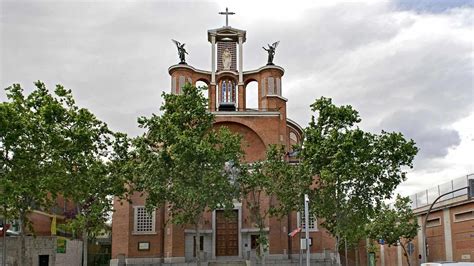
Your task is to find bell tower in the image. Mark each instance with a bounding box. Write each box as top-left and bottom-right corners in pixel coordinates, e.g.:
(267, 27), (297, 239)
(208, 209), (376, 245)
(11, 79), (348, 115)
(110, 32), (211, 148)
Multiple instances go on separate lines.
(207, 8), (246, 112)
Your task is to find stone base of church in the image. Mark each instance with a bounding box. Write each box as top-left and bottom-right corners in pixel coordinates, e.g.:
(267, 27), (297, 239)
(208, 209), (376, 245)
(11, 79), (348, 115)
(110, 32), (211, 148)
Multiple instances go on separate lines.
(111, 253), (338, 266)
(164, 256), (186, 263)
(110, 257), (163, 265)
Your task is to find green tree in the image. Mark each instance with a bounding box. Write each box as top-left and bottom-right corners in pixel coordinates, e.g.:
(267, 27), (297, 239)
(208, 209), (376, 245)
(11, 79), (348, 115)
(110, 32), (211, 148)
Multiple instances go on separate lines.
(50, 84), (131, 266)
(0, 82), (129, 266)
(302, 97), (418, 264)
(134, 84), (242, 265)
(367, 195), (418, 266)
(1, 82), (69, 265)
(237, 145), (311, 265)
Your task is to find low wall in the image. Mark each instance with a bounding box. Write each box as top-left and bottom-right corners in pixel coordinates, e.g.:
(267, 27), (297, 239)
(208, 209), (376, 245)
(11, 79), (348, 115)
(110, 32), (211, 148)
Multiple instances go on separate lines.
(0, 236), (82, 266)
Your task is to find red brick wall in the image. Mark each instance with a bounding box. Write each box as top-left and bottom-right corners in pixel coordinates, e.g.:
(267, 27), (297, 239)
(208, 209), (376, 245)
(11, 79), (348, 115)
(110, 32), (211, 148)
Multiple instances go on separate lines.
(423, 210), (446, 261)
(214, 119), (276, 162)
(450, 202), (474, 262)
(111, 192), (165, 259)
(111, 196), (131, 258)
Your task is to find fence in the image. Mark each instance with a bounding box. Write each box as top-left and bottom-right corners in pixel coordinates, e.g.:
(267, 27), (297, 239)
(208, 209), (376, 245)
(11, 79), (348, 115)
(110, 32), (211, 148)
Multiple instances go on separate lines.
(409, 174), (473, 209)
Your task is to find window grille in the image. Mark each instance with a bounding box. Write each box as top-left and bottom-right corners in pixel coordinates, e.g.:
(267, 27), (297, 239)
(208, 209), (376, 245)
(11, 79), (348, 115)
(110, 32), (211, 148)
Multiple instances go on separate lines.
(134, 206), (155, 234)
(298, 212), (317, 231)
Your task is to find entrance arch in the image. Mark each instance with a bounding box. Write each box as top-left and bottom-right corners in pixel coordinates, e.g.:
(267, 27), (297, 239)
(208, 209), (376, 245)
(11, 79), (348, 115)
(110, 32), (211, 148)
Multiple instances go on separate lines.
(213, 121), (266, 162)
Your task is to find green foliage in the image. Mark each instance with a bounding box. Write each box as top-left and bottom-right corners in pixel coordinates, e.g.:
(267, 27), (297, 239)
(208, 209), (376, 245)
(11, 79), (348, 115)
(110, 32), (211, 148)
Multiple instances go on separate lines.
(367, 195), (418, 265)
(302, 97), (418, 247)
(0, 81), (130, 238)
(134, 83), (242, 225)
(367, 195), (418, 245)
(239, 145), (311, 218)
(1, 82), (71, 223)
(237, 145), (312, 261)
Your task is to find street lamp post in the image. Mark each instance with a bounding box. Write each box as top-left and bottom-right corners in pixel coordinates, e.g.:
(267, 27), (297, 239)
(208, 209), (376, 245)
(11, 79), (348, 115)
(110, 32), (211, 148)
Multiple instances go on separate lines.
(421, 185), (471, 263)
(304, 194), (310, 266)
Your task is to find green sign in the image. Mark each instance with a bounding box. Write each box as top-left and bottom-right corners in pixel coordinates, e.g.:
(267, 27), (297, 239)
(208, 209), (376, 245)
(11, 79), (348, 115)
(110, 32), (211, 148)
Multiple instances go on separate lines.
(57, 237), (67, 253)
(368, 252), (375, 266)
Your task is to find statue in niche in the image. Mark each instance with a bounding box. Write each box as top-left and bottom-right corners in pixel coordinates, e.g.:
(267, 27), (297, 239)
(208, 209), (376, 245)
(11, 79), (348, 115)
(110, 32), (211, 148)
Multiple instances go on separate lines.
(262, 41), (279, 65)
(222, 48), (232, 70)
(172, 39), (188, 64)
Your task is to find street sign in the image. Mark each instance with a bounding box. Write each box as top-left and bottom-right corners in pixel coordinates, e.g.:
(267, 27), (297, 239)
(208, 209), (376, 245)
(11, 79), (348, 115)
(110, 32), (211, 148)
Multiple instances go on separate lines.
(300, 237), (312, 249)
(407, 242), (415, 256)
(379, 239), (385, 245)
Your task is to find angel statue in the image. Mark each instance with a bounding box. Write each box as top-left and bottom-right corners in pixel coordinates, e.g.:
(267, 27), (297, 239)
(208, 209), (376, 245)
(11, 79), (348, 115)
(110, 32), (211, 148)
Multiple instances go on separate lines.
(172, 39), (188, 64)
(262, 41), (279, 65)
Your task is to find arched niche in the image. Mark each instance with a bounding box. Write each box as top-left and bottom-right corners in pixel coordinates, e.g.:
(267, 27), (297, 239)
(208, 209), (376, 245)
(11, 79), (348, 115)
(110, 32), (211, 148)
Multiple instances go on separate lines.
(217, 76), (238, 111)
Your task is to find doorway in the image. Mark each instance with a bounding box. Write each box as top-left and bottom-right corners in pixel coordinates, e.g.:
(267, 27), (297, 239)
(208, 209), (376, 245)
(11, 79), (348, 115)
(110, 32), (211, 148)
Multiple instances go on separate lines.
(215, 210), (238, 256)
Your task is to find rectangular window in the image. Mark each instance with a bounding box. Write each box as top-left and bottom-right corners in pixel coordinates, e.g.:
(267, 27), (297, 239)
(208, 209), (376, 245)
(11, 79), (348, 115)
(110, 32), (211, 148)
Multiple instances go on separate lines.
(454, 210), (474, 222)
(251, 234), (259, 249)
(133, 206), (155, 234)
(297, 212), (317, 231)
(193, 235), (204, 257)
(426, 217), (441, 228)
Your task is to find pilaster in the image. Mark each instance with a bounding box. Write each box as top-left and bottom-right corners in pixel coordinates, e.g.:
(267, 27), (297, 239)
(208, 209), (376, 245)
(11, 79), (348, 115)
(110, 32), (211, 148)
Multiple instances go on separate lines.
(211, 35), (216, 84)
(238, 84), (245, 110)
(443, 208), (453, 260)
(238, 36), (243, 84)
(209, 84), (216, 111)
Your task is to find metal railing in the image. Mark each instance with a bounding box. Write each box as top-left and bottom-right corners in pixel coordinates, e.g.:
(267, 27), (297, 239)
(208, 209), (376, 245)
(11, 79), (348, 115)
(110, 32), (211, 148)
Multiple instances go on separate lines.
(409, 174), (474, 209)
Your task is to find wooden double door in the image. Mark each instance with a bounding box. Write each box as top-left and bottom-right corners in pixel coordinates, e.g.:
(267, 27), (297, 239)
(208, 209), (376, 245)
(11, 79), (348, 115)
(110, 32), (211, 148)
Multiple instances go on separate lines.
(216, 210), (238, 256)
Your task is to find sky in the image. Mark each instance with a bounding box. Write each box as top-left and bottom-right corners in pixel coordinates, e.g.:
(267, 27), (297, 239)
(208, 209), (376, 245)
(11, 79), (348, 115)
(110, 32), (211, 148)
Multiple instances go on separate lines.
(1, 0), (473, 197)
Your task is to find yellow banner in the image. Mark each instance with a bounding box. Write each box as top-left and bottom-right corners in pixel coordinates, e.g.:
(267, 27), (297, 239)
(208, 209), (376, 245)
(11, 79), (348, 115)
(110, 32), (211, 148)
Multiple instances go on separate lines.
(51, 215), (57, 236)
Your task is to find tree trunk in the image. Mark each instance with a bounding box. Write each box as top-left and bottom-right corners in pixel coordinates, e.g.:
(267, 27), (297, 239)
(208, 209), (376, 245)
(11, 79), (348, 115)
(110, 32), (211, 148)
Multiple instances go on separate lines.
(160, 205), (165, 261)
(83, 230), (88, 266)
(335, 235), (341, 266)
(400, 242), (410, 266)
(194, 214), (204, 266)
(2, 228), (6, 266)
(259, 233), (266, 266)
(287, 212), (292, 260)
(195, 223), (201, 266)
(344, 239), (348, 266)
(19, 213), (26, 266)
(258, 218), (266, 266)
(2, 207), (7, 266)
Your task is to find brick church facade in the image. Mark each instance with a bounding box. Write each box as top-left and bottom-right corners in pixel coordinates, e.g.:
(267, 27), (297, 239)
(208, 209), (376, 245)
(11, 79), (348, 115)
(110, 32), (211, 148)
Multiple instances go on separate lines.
(110, 18), (340, 265)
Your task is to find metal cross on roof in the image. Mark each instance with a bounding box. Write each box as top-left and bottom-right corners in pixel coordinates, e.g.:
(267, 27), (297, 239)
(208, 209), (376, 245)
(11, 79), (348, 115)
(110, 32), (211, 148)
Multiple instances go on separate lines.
(219, 7), (235, 27)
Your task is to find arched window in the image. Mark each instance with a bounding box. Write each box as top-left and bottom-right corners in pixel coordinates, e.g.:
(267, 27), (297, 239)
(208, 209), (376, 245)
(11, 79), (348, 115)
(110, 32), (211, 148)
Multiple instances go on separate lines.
(245, 81), (258, 109)
(220, 79), (236, 104)
(222, 81), (227, 102)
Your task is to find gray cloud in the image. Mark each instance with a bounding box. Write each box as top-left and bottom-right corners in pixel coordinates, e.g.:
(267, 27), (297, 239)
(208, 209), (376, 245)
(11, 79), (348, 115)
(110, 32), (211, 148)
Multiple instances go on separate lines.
(382, 109), (461, 159)
(394, 0), (474, 13)
(1, 1), (473, 184)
